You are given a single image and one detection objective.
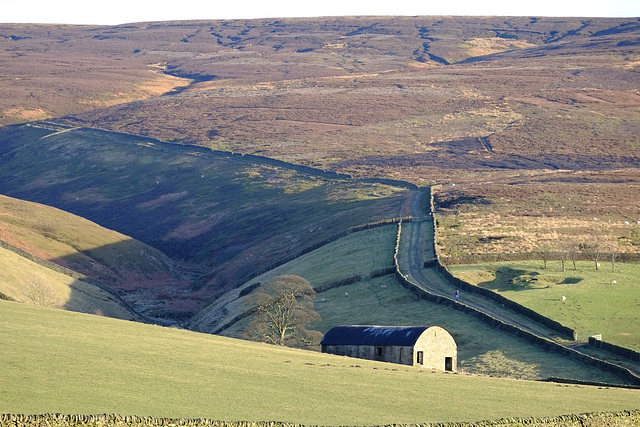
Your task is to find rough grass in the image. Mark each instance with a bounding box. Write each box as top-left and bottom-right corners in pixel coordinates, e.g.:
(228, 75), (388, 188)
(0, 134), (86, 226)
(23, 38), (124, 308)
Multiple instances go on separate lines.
(449, 261), (640, 351)
(0, 194), (173, 280)
(433, 172), (640, 258)
(2, 300), (639, 425)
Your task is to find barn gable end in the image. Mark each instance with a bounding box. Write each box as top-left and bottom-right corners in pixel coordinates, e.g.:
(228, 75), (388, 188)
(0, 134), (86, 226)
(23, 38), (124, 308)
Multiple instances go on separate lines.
(321, 325), (457, 370)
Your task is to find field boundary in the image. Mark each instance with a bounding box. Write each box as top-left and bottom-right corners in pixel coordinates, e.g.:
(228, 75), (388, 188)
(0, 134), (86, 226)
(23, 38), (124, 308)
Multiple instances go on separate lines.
(441, 252), (640, 265)
(589, 336), (640, 363)
(425, 189), (577, 340)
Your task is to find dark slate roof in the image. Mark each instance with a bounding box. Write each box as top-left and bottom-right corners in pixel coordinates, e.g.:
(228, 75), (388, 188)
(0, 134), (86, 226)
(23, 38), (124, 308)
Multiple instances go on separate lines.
(321, 326), (429, 346)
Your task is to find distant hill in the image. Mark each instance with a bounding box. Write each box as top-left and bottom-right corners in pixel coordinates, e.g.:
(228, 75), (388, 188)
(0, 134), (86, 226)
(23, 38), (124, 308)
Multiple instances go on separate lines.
(1, 16), (639, 327)
(2, 17), (639, 184)
(0, 124), (408, 321)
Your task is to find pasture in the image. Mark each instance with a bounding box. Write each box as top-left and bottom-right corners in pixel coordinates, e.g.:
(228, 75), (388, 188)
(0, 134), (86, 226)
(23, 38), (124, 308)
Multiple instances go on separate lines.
(210, 226), (631, 383)
(1, 300), (639, 425)
(449, 261), (640, 351)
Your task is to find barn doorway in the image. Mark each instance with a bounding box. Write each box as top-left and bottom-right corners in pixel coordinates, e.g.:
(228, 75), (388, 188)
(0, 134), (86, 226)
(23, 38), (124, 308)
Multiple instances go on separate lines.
(445, 357), (453, 372)
(416, 351), (424, 365)
(375, 346), (383, 360)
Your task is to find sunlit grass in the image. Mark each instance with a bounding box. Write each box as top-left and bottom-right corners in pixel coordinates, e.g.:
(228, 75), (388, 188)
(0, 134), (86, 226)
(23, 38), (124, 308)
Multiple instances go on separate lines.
(449, 261), (640, 350)
(2, 300), (639, 425)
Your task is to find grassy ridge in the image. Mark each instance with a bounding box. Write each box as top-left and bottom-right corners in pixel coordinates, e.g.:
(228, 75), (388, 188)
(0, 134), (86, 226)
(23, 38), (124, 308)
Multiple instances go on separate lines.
(1, 300), (639, 425)
(0, 194), (175, 285)
(449, 261), (640, 351)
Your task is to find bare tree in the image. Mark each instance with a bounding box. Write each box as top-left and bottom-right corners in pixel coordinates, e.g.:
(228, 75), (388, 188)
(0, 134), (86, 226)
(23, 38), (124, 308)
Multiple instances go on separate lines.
(584, 235), (604, 271)
(558, 238), (581, 271)
(609, 245), (620, 273)
(537, 241), (553, 270)
(569, 241), (579, 270)
(557, 238), (573, 272)
(22, 274), (62, 308)
(244, 275), (321, 348)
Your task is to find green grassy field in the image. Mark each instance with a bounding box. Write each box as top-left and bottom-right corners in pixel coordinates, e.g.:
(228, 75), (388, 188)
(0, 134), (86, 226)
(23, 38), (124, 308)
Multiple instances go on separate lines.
(310, 276), (634, 381)
(207, 226), (629, 383)
(448, 261), (640, 351)
(1, 300), (639, 425)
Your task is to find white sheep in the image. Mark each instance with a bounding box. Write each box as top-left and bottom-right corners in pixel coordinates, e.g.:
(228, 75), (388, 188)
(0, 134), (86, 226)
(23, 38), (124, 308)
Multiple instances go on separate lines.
(561, 296), (566, 302)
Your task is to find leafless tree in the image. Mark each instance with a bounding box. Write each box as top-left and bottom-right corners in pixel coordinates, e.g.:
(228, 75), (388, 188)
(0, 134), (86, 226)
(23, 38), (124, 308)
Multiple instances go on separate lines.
(537, 241), (553, 270)
(244, 275), (321, 348)
(22, 274), (62, 308)
(584, 235), (603, 271)
(569, 242), (579, 270)
(609, 244), (620, 273)
(557, 238), (573, 272)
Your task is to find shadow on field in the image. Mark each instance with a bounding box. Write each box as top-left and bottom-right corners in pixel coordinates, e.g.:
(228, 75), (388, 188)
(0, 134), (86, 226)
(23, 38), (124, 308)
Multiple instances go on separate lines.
(478, 267), (541, 292)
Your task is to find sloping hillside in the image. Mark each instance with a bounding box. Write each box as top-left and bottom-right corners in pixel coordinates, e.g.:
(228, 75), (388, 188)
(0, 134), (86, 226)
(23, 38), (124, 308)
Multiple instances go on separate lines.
(0, 247), (137, 320)
(0, 194), (180, 320)
(2, 300), (639, 424)
(0, 124), (408, 321)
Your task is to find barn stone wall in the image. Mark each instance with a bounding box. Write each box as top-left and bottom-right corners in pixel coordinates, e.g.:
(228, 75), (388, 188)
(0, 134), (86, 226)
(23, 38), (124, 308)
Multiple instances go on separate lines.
(414, 326), (457, 371)
(322, 344), (414, 365)
(321, 325), (458, 371)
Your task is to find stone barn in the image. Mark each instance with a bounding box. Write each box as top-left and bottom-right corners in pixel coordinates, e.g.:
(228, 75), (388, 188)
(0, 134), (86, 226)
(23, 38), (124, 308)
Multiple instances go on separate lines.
(321, 325), (457, 371)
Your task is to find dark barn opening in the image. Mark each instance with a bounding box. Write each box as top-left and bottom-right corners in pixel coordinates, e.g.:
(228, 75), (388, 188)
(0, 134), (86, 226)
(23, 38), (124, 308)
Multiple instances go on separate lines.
(445, 357), (453, 371)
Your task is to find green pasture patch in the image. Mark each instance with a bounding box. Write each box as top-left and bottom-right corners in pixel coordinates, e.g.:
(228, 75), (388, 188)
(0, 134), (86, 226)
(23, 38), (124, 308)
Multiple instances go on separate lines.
(1, 300), (639, 425)
(249, 225), (397, 288)
(449, 261), (640, 351)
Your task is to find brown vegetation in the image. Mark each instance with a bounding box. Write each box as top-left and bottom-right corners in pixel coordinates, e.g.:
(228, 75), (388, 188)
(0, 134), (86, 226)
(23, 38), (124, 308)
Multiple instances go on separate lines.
(1, 16), (639, 319)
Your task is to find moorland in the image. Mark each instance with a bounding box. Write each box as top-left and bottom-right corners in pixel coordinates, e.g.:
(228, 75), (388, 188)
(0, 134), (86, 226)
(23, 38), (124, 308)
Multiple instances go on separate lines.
(1, 15), (640, 425)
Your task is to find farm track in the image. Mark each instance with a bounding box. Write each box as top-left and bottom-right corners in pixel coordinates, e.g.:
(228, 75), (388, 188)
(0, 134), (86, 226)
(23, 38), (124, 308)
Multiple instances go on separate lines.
(401, 189), (640, 382)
